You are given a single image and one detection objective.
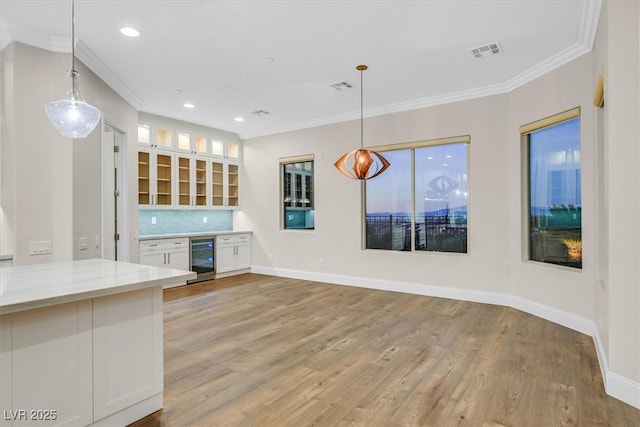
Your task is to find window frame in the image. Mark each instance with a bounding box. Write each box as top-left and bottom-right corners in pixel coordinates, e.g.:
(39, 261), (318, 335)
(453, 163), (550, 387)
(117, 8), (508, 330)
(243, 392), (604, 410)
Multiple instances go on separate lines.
(361, 135), (470, 252)
(280, 154), (315, 231)
(520, 107), (582, 269)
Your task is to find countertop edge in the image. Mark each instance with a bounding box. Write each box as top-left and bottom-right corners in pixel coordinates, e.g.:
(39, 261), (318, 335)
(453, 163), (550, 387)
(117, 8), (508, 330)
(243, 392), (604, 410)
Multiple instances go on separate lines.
(139, 231), (252, 240)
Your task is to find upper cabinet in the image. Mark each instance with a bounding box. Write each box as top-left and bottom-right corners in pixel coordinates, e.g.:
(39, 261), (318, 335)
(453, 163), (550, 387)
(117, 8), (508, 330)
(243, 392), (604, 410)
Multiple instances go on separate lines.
(137, 114), (242, 210)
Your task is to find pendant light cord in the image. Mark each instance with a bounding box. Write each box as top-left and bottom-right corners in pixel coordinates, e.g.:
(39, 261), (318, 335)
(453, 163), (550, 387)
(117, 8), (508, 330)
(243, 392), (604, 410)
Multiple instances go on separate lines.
(360, 67), (364, 149)
(71, 0), (76, 71)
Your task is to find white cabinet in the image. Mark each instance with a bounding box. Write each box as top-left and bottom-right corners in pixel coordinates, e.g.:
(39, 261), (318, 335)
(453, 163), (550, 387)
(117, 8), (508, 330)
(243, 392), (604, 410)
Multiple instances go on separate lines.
(0, 288), (163, 427)
(139, 238), (190, 274)
(138, 149), (174, 207)
(176, 154), (209, 207)
(216, 233), (251, 277)
(211, 160), (240, 208)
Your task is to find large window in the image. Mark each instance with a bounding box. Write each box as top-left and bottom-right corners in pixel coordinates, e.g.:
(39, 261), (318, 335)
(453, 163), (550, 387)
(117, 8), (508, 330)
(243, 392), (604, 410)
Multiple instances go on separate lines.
(365, 137), (469, 253)
(522, 108), (581, 268)
(281, 156), (314, 230)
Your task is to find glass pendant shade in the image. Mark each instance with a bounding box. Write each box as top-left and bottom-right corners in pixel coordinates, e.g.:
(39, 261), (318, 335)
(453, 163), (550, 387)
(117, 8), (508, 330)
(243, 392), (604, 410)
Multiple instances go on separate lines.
(334, 148), (390, 180)
(45, 69), (101, 138)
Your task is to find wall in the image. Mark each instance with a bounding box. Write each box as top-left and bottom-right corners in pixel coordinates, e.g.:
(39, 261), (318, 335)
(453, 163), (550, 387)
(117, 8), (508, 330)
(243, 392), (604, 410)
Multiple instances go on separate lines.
(0, 42), (74, 264)
(240, 56), (592, 318)
(71, 54), (138, 262)
(601, 0), (640, 402)
(0, 42), (139, 265)
(238, 9), (638, 406)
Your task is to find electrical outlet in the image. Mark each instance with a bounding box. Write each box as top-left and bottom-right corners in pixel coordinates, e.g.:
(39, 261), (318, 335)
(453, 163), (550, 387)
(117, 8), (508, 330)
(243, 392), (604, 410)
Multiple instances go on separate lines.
(79, 237), (88, 251)
(203, 216), (208, 223)
(151, 216), (156, 225)
(94, 236), (100, 249)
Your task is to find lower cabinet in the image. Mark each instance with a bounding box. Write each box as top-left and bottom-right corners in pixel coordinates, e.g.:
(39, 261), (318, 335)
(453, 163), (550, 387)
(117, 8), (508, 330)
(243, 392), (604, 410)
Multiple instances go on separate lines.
(139, 238), (189, 273)
(0, 288), (163, 427)
(216, 233), (251, 277)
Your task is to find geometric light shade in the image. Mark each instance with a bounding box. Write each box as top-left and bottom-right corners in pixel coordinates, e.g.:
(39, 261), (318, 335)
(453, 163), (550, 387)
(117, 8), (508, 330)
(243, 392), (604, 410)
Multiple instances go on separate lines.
(334, 64), (390, 180)
(334, 148), (390, 180)
(45, 70), (101, 138)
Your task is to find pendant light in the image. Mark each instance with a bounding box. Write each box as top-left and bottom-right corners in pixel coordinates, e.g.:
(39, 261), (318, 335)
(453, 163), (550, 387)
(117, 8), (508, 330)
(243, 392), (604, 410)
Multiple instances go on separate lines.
(45, 0), (102, 138)
(334, 65), (390, 180)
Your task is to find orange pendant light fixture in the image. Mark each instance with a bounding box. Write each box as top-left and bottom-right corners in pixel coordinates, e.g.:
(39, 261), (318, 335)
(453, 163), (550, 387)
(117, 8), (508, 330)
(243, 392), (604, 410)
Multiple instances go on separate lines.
(334, 65), (390, 180)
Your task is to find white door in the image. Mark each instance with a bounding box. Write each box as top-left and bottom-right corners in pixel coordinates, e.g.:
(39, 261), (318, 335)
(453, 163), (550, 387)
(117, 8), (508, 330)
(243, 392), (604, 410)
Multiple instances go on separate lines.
(103, 123), (126, 261)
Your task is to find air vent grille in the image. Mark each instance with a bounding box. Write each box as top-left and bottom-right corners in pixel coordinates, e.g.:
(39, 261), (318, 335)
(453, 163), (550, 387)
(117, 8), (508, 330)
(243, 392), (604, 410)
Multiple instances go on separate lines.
(251, 110), (271, 116)
(470, 42), (502, 58)
(329, 81), (353, 91)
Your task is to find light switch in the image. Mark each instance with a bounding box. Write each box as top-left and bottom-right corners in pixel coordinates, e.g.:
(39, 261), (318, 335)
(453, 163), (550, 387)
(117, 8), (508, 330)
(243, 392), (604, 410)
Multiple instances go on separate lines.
(29, 240), (52, 255)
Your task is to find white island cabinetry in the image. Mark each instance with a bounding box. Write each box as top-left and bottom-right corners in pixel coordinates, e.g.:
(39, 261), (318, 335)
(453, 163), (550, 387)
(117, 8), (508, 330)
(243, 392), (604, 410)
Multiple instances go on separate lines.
(0, 259), (195, 427)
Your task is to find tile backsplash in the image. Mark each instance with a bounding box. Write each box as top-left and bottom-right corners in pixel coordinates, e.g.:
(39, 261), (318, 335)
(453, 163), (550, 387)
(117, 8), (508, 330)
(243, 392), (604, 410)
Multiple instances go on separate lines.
(139, 209), (232, 235)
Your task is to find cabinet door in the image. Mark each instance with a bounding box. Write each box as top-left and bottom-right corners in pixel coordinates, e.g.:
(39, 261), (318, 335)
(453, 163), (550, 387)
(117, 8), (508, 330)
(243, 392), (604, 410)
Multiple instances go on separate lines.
(139, 250), (165, 268)
(211, 160), (225, 207)
(138, 150), (154, 206)
(177, 155), (192, 206)
(93, 288), (163, 421)
(234, 242), (251, 270)
(194, 158), (208, 206)
(166, 248), (189, 271)
(227, 163), (239, 207)
(155, 153), (173, 206)
(216, 241), (235, 273)
(0, 302), (93, 427)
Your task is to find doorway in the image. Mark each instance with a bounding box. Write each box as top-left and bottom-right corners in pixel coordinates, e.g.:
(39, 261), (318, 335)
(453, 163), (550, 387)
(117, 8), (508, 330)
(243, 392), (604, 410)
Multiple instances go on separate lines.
(102, 122), (126, 261)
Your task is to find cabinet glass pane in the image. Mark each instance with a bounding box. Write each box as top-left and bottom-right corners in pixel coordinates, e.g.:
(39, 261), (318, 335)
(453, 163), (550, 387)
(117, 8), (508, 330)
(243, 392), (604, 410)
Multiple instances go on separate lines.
(195, 136), (208, 154)
(178, 156), (191, 206)
(211, 140), (224, 157)
(228, 164), (239, 207)
(211, 161), (224, 206)
(178, 132), (191, 151)
(138, 152), (150, 205)
(157, 129), (173, 148)
(195, 159), (207, 206)
(228, 143), (239, 159)
(138, 125), (150, 145)
(156, 154), (172, 205)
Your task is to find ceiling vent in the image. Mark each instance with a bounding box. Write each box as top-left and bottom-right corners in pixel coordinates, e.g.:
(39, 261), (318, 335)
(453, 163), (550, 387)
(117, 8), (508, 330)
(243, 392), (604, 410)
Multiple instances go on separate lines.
(469, 42), (502, 58)
(329, 81), (353, 91)
(251, 110), (270, 116)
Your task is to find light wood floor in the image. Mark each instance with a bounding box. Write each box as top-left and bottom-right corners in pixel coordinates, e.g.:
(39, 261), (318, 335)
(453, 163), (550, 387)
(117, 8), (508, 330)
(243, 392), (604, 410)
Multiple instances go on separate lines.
(131, 273), (640, 427)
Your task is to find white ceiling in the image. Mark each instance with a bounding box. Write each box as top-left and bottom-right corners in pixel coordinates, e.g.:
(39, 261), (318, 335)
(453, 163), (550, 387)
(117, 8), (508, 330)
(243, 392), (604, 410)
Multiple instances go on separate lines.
(1, 0), (601, 139)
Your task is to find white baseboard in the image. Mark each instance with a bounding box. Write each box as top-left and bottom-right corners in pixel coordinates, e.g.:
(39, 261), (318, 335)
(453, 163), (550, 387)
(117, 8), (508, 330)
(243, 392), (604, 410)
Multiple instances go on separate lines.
(251, 265), (640, 409)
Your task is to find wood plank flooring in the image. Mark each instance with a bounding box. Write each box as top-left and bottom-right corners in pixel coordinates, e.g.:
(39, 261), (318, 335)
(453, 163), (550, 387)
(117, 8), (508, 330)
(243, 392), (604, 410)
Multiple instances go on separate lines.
(130, 273), (640, 427)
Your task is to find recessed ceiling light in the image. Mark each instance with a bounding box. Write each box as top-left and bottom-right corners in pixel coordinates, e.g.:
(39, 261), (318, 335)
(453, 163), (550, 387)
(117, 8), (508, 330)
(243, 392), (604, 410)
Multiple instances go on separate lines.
(427, 156), (434, 160)
(234, 117), (244, 122)
(445, 155), (453, 158)
(120, 27), (140, 38)
(183, 103), (195, 109)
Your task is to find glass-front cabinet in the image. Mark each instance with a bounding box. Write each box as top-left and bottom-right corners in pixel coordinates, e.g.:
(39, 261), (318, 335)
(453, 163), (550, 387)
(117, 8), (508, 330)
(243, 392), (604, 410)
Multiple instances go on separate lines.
(211, 160), (240, 208)
(176, 155), (209, 207)
(137, 116), (241, 209)
(138, 150), (173, 207)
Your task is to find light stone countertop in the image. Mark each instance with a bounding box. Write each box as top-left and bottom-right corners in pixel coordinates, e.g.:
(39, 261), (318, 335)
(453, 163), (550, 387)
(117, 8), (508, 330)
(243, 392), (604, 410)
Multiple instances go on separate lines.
(0, 259), (196, 315)
(138, 230), (252, 240)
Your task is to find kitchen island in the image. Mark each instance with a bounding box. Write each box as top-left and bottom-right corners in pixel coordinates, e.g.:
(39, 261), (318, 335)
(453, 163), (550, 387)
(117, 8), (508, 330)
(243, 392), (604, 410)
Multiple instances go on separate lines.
(0, 259), (195, 426)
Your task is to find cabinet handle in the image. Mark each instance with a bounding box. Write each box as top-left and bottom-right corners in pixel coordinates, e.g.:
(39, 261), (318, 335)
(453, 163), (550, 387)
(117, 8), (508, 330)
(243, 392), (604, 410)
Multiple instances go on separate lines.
(168, 252), (171, 264)
(163, 253), (166, 264)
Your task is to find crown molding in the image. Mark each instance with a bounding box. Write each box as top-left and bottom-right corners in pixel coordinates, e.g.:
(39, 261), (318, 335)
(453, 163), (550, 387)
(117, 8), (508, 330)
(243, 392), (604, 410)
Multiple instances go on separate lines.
(1, 26), (145, 111)
(75, 41), (145, 110)
(240, 0), (602, 140)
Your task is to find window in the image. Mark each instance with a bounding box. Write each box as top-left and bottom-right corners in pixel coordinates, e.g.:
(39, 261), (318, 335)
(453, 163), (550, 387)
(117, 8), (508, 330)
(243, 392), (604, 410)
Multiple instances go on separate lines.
(521, 108), (581, 268)
(365, 136), (469, 252)
(281, 156), (314, 230)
